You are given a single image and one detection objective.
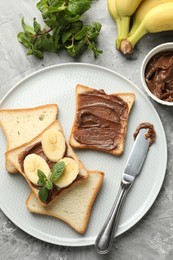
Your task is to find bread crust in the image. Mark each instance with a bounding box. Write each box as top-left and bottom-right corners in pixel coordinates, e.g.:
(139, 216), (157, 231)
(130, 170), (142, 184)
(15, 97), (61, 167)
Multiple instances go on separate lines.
(69, 84), (135, 156)
(26, 171), (104, 234)
(6, 120), (88, 207)
(0, 104), (58, 173)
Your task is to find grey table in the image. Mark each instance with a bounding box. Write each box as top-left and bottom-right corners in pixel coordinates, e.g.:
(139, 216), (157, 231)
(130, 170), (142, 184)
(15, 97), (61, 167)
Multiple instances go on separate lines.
(0, 1), (173, 259)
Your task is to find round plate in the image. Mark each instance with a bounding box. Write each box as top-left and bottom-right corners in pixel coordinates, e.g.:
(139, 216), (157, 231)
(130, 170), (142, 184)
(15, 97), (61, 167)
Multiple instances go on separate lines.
(0, 63), (167, 246)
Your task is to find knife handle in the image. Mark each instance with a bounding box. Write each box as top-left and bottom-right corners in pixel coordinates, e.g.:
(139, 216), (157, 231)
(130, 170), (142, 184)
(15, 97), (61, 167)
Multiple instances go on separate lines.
(95, 181), (132, 254)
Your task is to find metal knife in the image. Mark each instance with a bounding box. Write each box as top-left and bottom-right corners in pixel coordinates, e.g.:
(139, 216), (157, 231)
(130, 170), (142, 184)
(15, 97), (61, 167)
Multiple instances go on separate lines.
(95, 128), (150, 254)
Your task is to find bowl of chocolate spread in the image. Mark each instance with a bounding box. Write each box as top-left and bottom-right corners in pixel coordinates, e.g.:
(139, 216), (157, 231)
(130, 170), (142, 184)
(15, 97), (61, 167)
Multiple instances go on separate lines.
(141, 43), (173, 106)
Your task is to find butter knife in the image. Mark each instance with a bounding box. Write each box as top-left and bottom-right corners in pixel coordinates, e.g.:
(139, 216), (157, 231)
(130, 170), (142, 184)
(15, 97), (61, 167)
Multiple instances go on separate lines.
(95, 128), (150, 254)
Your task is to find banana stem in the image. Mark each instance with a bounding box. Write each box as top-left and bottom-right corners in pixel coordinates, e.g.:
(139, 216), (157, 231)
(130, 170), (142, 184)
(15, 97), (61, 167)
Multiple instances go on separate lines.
(129, 22), (139, 37)
(120, 25), (147, 54)
(116, 16), (130, 49)
(128, 27), (146, 47)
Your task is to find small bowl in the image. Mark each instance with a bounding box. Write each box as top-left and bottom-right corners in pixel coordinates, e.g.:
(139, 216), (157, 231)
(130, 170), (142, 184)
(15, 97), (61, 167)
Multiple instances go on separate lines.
(141, 42), (173, 106)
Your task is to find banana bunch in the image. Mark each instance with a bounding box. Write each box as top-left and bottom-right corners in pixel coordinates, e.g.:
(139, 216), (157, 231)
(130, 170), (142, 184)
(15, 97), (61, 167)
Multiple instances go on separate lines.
(107, 0), (173, 54)
(107, 0), (143, 48)
(24, 129), (79, 188)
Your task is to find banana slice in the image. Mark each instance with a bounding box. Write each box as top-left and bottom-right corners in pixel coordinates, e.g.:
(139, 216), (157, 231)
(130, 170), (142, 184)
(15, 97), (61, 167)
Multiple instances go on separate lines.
(54, 157), (79, 188)
(41, 129), (66, 162)
(23, 154), (50, 185)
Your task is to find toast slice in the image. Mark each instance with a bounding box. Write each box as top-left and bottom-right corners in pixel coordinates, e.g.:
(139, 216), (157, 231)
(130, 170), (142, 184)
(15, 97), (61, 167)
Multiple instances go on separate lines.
(0, 104), (58, 173)
(6, 120), (88, 206)
(69, 84), (135, 156)
(26, 171), (104, 234)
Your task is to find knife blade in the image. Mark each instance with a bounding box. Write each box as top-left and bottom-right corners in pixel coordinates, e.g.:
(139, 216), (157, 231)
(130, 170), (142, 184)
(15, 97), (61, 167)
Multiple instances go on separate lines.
(123, 128), (150, 183)
(95, 128), (150, 254)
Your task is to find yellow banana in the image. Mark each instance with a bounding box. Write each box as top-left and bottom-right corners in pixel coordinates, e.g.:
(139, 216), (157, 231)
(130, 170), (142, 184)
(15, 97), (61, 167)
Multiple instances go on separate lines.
(107, 0), (121, 45)
(115, 0), (143, 48)
(41, 129), (66, 162)
(120, 2), (173, 54)
(129, 0), (173, 36)
(23, 154), (50, 185)
(107, 0), (119, 21)
(115, 0), (143, 17)
(54, 157), (79, 188)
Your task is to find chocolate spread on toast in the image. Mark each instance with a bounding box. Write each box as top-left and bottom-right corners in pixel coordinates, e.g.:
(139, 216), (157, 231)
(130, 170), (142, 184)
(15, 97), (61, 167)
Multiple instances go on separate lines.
(73, 89), (129, 151)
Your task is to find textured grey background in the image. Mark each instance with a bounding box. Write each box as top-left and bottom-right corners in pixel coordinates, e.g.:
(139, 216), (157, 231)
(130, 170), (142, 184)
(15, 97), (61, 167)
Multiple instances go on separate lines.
(0, 0), (173, 259)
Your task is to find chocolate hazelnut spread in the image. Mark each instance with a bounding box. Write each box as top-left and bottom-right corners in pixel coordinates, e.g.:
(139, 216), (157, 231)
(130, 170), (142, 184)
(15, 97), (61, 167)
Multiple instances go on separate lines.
(134, 122), (156, 146)
(28, 143), (55, 169)
(145, 51), (173, 102)
(73, 89), (129, 151)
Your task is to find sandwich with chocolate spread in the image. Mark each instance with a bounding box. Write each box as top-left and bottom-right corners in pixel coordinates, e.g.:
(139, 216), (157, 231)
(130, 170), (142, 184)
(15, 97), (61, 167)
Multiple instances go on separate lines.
(26, 170), (104, 234)
(6, 120), (89, 206)
(70, 84), (135, 155)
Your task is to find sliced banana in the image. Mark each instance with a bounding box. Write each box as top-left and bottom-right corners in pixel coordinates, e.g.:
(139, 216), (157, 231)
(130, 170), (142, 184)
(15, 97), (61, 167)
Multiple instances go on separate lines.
(23, 153), (50, 185)
(41, 129), (66, 162)
(54, 157), (79, 188)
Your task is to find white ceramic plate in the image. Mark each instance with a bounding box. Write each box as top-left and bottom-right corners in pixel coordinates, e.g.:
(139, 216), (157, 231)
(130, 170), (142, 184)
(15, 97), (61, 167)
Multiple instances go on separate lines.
(0, 63), (167, 246)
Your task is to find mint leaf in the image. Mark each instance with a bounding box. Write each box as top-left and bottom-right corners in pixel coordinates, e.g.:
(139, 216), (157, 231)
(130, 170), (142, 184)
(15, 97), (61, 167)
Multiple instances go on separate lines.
(92, 22), (102, 32)
(33, 18), (41, 33)
(21, 17), (35, 35)
(49, 0), (65, 8)
(37, 1), (49, 19)
(38, 186), (49, 202)
(74, 26), (91, 40)
(45, 180), (53, 190)
(64, 13), (81, 22)
(35, 36), (42, 49)
(62, 31), (72, 44)
(52, 28), (61, 50)
(32, 48), (44, 58)
(37, 169), (47, 186)
(66, 42), (78, 57)
(17, 32), (32, 48)
(67, 0), (91, 15)
(66, 38), (85, 57)
(88, 42), (103, 58)
(48, 4), (66, 13)
(26, 49), (33, 55)
(39, 34), (56, 52)
(70, 21), (83, 34)
(50, 161), (65, 183)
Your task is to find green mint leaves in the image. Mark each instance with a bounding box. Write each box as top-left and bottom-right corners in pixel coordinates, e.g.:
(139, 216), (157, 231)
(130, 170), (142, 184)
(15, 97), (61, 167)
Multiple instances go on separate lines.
(38, 186), (49, 203)
(37, 161), (65, 202)
(50, 161), (65, 183)
(17, 0), (102, 58)
(37, 169), (48, 186)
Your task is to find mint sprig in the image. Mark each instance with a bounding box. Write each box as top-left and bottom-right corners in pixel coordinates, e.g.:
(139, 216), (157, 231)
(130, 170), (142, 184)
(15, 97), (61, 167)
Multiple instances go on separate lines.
(37, 161), (65, 202)
(17, 0), (102, 58)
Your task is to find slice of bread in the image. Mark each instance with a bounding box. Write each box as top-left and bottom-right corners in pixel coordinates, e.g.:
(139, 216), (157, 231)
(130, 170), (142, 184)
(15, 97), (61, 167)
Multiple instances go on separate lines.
(26, 171), (104, 234)
(69, 84), (135, 156)
(6, 120), (88, 206)
(0, 104), (58, 173)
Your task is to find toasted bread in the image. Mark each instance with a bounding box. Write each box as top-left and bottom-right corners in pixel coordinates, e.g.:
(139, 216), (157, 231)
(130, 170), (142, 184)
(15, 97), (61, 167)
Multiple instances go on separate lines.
(6, 120), (88, 206)
(0, 104), (58, 173)
(26, 171), (104, 234)
(69, 84), (135, 156)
